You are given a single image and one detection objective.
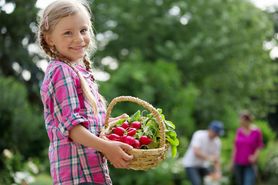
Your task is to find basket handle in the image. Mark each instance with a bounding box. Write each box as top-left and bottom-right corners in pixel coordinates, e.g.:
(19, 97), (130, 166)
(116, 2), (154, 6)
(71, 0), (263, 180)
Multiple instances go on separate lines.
(104, 96), (166, 147)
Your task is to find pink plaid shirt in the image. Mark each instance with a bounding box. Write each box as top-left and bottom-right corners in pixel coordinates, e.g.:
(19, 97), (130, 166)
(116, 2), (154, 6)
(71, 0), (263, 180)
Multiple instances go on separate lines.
(40, 60), (112, 185)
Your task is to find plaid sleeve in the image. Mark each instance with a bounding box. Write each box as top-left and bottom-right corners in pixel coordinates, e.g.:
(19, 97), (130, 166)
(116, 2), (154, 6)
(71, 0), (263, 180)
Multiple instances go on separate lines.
(51, 64), (89, 137)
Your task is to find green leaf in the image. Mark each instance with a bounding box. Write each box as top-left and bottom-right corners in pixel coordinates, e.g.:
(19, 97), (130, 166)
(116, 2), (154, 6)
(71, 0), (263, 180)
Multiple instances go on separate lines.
(129, 110), (141, 122)
(115, 118), (126, 126)
(164, 120), (175, 129)
(166, 135), (179, 146)
(144, 119), (159, 138)
(171, 145), (177, 158)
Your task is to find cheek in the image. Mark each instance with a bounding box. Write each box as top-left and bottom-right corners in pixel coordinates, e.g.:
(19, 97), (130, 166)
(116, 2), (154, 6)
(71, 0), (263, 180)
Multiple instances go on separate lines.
(53, 37), (66, 47)
(84, 35), (91, 44)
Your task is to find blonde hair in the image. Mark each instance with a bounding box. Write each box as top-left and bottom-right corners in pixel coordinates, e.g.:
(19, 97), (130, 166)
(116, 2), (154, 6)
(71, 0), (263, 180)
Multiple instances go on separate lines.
(37, 0), (102, 114)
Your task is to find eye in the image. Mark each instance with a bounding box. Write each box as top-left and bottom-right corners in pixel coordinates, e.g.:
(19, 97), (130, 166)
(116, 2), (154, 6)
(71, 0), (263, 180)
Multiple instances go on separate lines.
(80, 28), (88, 34)
(63, 31), (72, 36)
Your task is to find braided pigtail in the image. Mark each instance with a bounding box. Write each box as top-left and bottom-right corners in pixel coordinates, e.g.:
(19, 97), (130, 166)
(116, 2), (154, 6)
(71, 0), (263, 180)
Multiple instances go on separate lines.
(82, 56), (107, 110)
(76, 72), (98, 114)
(39, 32), (53, 59)
(83, 55), (92, 72)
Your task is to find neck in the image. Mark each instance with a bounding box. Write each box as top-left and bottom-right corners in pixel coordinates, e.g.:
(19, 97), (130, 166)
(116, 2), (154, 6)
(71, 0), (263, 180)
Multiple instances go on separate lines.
(71, 59), (83, 65)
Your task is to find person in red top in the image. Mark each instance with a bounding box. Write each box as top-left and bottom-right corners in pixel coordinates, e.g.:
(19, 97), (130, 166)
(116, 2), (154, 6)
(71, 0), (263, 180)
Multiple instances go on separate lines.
(232, 111), (264, 185)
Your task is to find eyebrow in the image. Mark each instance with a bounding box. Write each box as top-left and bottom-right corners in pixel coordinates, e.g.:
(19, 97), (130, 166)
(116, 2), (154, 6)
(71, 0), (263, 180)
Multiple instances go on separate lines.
(62, 25), (89, 31)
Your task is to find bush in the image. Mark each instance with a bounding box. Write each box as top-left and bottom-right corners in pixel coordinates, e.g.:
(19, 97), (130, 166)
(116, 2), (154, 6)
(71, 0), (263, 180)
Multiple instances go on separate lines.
(109, 157), (189, 185)
(0, 77), (48, 184)
(0, 77), (47, 157)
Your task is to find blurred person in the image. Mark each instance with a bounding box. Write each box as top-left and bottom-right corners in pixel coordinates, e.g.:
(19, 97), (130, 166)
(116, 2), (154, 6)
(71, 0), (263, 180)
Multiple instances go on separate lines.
(232, 111), (264, 185)
(182, 121), (224, 185)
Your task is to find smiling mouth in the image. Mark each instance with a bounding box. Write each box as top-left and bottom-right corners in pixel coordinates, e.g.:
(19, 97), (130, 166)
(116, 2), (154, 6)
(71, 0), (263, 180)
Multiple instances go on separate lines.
(70, 46), (85, 50)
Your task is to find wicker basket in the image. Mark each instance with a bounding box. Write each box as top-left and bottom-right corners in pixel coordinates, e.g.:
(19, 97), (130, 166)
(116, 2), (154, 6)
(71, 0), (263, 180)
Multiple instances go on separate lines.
(102, 96), (168, 170)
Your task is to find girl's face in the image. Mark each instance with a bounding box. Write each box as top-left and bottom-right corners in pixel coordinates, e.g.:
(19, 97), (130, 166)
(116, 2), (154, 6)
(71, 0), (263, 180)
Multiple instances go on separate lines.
(45, 11), (91, 62)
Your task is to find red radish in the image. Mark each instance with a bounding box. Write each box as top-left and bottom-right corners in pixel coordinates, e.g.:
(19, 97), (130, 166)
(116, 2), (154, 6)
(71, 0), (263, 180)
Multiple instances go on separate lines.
(131, 121), (141, 129)
(112, 127), (125, 136)
(139, 136), (152, 145)
(106, 134), (121, 141)
(133, 139), (141, 148)
(122, 135), (135, 146)
(121, 135), (128, 142)
(127, 128), (137, 136)
(121, 121), (130, 129)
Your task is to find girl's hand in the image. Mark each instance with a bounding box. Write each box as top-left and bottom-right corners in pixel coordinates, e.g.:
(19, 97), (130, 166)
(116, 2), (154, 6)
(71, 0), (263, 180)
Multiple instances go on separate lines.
(101, 140), (133, 168)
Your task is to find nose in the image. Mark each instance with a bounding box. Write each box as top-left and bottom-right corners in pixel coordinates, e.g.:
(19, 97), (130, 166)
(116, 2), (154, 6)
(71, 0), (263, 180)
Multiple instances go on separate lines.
(73, 32), (84, 43)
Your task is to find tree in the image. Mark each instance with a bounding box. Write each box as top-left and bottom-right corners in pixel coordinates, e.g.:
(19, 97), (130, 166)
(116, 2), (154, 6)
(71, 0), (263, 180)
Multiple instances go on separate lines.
(100, 52), (199, 136)
(93, 0), (277, 125)
(0, 0), (42, 103)
(265, 6), (278, 133)
(0, 77), (48, 174)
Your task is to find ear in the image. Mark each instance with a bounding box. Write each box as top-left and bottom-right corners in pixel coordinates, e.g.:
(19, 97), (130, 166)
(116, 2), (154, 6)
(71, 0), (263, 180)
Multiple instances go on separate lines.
(44, 34), (54, 46)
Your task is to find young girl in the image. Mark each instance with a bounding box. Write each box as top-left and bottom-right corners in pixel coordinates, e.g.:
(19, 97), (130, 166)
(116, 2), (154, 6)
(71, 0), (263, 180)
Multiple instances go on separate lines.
(38, 0), (133, 184)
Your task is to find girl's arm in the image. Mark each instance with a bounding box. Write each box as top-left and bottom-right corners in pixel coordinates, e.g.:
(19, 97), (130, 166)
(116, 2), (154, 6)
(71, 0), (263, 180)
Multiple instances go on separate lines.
(69, 125), (133, 168)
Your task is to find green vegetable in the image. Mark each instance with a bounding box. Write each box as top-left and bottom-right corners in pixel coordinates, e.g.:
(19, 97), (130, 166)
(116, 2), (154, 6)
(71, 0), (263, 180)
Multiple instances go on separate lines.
(128, 110), (141, 122)
(116, 108), (179, 158)
(143, 108), (179, 158)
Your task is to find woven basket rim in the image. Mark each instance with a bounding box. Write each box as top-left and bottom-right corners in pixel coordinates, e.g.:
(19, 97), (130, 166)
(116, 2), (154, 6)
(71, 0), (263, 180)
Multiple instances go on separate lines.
(103, 96), (166, 147)
(102, 96), (168, 170)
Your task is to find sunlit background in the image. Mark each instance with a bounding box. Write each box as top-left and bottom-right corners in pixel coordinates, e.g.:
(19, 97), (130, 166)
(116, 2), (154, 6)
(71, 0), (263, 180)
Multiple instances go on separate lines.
(0, 0), (278, 184)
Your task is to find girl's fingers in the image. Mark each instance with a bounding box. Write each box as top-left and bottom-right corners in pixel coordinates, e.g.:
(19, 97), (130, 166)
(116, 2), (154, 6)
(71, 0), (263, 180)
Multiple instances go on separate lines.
(119, 143), (133, 161)
(121, 151), (133, 161)
(120, 142), (133, 152)
(112, 159), (129, 169)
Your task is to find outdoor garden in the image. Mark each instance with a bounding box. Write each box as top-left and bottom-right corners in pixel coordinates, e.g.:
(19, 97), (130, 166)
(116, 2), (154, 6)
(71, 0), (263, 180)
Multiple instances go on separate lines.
(0, 0), (278, 184)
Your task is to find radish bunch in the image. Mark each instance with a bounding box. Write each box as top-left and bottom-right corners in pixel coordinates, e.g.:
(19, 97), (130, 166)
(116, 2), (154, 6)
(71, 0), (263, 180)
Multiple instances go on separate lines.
(106, 119), (153, 149)
(105, 109), (179, 158)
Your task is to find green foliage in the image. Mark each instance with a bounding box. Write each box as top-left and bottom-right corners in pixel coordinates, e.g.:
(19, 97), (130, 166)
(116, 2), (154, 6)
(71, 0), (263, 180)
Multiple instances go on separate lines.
(109, 158), (189, 185)
(255, 121), (277, 175)
(100, 56), (198, 157)
(0, 150), (22, 184)
(94, 0), (277, 123)
(0, 0), (42, 103)
(0, 149), (45, 185)
(30, 174), (53, 185)
(95, 2), (278, 180)
(0, 77), (47, 158)
(0, 0), (277, 184)
(255, 120), (276, 146)
(171, 83), (199, 136)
